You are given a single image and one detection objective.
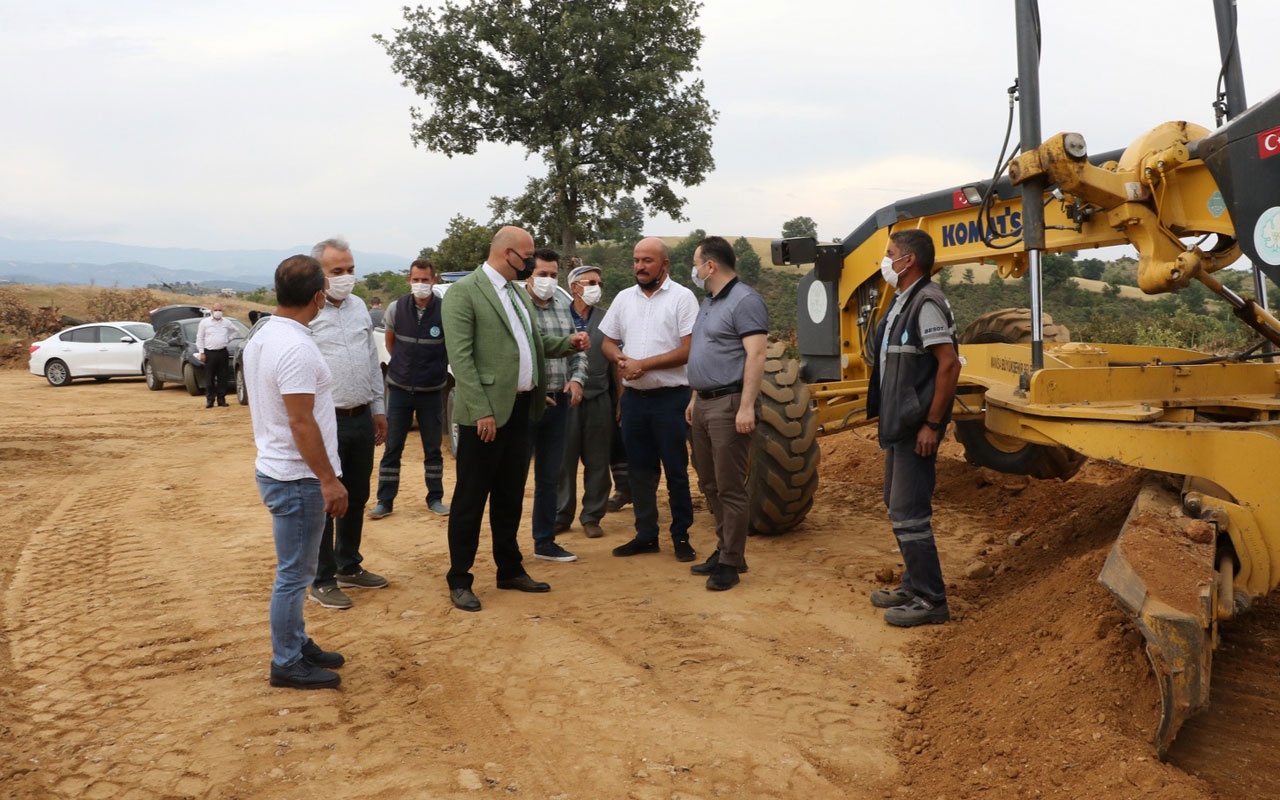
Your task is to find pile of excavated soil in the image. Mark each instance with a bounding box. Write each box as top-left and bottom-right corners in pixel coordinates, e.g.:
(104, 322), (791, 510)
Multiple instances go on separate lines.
(882, 459), (1221, 798)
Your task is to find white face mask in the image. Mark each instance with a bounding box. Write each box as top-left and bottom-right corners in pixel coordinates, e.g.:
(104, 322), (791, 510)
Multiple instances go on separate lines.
(211, 310), (223, 320)
(327, 273), (357, 301)
(691, 261), (707, 290)
(531, 276), (558, 301)
(580, 284), (602, 306)
(880, 255), (909, 289)
(410, 282), (434, 300)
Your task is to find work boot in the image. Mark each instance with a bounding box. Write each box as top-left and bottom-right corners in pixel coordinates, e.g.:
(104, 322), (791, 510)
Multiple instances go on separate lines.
(690, 550), (749, 576)
(870, 587), (917, 609)
(706, 563), (740, 591)
(884, 596), (950, 627)
(300, 638), (344, 669)
(269, 659), (341, 690)
(612, 538), (659, 557)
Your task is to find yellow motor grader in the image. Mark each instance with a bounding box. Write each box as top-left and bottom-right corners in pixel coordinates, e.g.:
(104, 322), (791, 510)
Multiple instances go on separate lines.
(752, 0), (1280, 756)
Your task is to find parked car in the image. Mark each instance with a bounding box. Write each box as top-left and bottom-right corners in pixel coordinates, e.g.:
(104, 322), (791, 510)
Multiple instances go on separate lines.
(143, 315), (249, 398)
(28, 321), (155, 386)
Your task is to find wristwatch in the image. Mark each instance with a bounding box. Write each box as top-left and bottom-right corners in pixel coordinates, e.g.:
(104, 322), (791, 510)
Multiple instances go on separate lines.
(924, 419), (944, 432)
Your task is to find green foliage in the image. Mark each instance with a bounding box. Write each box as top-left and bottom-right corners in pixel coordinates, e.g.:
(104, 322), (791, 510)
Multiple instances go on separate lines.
(363, 271), (409, 303)
(667, 229), (706, 291)
(940, 270), (1253, 353)
(598, 197), (646, 247)
(781, 216), (818, 239)
(732, 236), (761, 285)
(936, 266), (952, 289)
(1078, 257), (1105, 280)
(375, 0), (717, 256)
(962, 268), (975, 284)
(581, 241), (635, 302)
(1040, 252), (1077, 288)
(241, 287), (272, 304)
(432, 215), (495, 273)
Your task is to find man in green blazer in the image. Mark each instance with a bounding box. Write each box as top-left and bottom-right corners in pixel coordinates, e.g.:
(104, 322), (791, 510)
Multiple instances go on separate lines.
(442, 225), (590, 611)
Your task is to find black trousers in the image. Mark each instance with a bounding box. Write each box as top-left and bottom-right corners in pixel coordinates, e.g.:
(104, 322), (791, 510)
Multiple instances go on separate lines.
(204, 348), (229, 403)
(315, 411), (374, 586)
(446, 393), (532, 590)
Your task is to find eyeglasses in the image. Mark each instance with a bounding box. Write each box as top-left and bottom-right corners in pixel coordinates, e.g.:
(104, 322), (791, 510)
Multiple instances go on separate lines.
(574, 279), (602, 286)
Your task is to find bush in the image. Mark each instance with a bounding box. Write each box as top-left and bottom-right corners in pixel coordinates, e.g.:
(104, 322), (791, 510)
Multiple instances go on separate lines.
(0, 288), (62, 338)
(93, 289), (156, 323)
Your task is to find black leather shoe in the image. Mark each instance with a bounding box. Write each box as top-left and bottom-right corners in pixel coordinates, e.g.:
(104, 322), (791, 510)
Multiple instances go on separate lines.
(673, 540), (696, 562)
(450, 587), (482, 611)
(269, 659), (341, 689)
(301, 637), (344, 668)
(217, 399), (229, 407)
(205, 401), (214, 408)
(496, 574), (551, 592)
(691, 550), (750, 575)
(706, 563), (740, 591)
(612, 538), (660, 557)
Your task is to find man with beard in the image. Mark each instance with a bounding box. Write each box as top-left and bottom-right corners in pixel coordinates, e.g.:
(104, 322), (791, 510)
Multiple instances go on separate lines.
(599, 237), (699, 562)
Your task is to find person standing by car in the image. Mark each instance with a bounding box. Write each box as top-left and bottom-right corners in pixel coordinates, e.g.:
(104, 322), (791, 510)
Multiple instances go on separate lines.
(308, 236), (389, 610)
(197, 303), (237, 408)
(368, 258), (450, 520)
(368, 297), (385, 329)
(243, 254), (348, 690)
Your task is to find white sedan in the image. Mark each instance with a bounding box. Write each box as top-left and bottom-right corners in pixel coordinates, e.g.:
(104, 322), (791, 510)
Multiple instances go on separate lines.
(29, 321), (156, 386)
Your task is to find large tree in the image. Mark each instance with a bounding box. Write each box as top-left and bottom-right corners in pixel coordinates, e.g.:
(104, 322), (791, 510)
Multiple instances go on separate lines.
(428, 214), (496, 272)
(781, 216), (818, 239)
(376, 0), (717, 258)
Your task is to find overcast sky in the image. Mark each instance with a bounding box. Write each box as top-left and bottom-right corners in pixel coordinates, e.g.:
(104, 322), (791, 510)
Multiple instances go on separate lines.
(3, 0), (1278, 258)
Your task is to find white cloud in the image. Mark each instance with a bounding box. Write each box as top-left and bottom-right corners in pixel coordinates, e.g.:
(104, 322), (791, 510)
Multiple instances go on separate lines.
(1, 0), (1278, 258)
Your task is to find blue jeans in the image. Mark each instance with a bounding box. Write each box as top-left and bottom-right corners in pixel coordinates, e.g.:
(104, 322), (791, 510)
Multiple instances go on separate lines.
(257, 473), (326, 668)
(377, 385), (445, 508)
(526, 391), (570, 545)
(620, 386), (693, 544)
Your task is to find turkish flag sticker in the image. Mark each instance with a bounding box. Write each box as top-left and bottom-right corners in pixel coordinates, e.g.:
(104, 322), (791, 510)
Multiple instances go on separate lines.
(1260, 125), (1280, 160)
(952, 190), (971, 208)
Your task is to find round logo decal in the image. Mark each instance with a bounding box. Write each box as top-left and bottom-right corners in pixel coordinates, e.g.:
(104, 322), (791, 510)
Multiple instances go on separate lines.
(429, 325), (442, 338)
(806, 281), (828, 324)
(1255, 206), (1280, 266)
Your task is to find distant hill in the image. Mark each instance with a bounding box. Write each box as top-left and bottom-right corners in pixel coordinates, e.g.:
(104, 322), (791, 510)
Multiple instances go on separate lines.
(0, 237), (414, 289)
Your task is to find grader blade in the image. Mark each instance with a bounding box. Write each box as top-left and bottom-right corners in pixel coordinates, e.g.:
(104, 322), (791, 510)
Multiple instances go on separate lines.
(1098, 477), (1218, 758)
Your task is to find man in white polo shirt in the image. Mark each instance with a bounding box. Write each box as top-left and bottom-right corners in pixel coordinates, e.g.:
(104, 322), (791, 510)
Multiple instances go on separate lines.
(243, 255), (349, 690)
(599, 237), (699, 562)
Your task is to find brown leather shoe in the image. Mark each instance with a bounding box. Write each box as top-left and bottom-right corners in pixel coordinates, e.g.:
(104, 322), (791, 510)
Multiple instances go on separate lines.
(582, 522), (604, 538)
(553, 520), (571, 534)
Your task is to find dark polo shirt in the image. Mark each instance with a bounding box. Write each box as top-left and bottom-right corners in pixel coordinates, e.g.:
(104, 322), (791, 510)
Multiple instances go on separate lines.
(687, 277), (770, 392)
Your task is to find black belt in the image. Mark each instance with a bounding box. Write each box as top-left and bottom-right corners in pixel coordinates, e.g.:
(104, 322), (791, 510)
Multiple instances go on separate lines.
(335, 404), (369, 417)
(626, 385), (689, 398)
(697, 383), (742, 400)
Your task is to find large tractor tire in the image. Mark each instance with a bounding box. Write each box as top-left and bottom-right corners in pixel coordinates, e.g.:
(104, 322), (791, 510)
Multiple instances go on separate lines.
(955, 308), (1085, 480)
(746, 342), (821, 535)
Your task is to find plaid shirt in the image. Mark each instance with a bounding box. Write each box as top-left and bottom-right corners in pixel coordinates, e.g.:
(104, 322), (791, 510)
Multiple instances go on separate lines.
(528, 289), (588, 391)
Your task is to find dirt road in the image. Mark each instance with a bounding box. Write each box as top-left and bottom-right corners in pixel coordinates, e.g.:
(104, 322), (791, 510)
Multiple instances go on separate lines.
(0, 370), (1268, 798)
